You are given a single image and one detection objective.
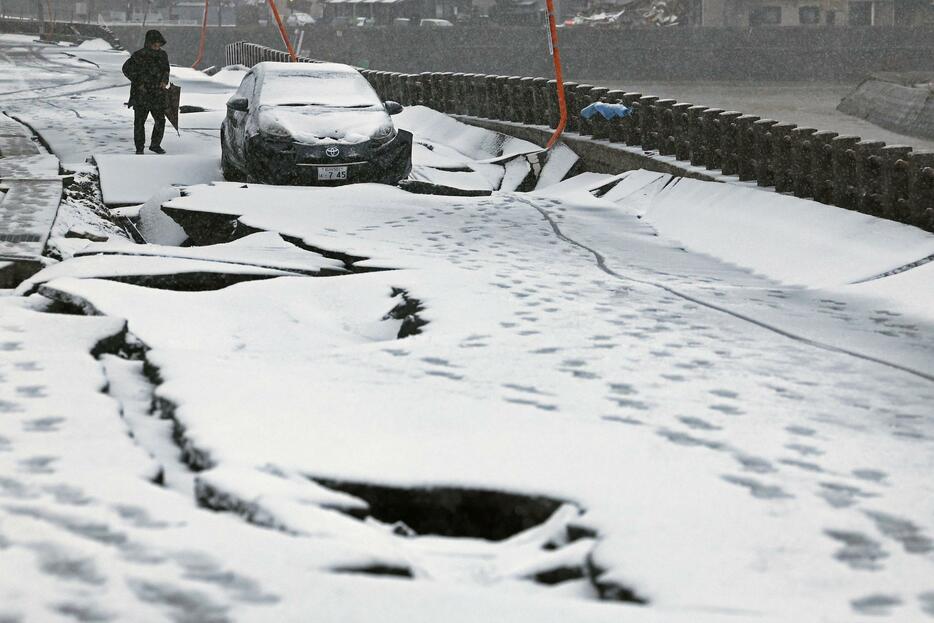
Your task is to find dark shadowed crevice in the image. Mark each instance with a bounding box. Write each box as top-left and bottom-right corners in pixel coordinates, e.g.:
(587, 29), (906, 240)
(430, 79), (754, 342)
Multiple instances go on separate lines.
(383, 287), (428, 338)
(35, 272), (290, 296)
(124, 206), (392, 275)
(565, 521), (599, 544)
(310, 478), (566, 541)
(585, 554), (649, 604)
(97, 272), (285, 291)
(279, 233), (395, 275)
(153, 394), (214, 473)
(31, 270), (297, 298)
(332, 564), (414, 578)
(398, 179), (493, 197)
(137, 359), (215, 473)
(90, 323), (146, 360)
(159, 207), (241, 246)
(534, 565), (586, 585)
(194, 478), (297, 533)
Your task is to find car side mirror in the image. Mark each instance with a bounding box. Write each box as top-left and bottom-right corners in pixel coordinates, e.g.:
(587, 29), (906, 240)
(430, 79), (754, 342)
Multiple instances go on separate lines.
(227, 97), (249, 112)
(384, 101), (403, 115)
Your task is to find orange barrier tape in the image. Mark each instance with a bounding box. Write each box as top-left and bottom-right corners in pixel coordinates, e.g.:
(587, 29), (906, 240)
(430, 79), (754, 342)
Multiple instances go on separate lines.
(266, 0), (298, 62)
(544, 0), (567, 150)
(191, 0), (209, 68)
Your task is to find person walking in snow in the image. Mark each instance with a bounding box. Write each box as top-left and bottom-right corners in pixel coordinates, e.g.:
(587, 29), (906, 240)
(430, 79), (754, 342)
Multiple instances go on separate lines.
(122, 29), (170, 155)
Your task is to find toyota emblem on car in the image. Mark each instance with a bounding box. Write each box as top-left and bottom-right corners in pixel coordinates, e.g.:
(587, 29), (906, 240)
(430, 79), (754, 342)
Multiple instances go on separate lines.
(326, 146), (340, 158)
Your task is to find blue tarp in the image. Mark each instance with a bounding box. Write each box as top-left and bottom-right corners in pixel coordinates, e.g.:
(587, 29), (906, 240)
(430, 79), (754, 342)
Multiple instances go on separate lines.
(580, 102), (631, 120)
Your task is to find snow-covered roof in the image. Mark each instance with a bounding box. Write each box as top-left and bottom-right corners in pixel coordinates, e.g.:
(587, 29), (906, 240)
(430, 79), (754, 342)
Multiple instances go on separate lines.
(255, 61), (360, 76)
(253, 61), (382, 108)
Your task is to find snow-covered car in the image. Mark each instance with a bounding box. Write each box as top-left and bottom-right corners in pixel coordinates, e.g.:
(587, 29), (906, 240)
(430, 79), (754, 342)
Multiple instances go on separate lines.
(285, 11), (315, 26)
(221, 62), (412, 186)
(419, 18), (454, 27)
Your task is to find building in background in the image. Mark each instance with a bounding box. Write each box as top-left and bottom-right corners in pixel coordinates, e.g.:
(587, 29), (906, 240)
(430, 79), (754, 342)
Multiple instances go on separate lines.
(560, 0), (701, 26)
(0, 0), (240, 24)
(0, 0), (930, 25)
(322, 0), (468, 24)
(172, 0), (237, 24)
(700, 0), (934, 26)
(700, 0), (841, 26)
(487, 0), (543, 25)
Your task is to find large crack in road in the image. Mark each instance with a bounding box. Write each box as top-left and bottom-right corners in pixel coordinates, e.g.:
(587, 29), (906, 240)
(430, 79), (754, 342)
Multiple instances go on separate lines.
(87, 317), (631, 604)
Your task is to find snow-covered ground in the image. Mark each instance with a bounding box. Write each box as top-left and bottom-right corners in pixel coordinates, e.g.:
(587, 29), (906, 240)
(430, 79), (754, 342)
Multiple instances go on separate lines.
(1, 34), (933, 622)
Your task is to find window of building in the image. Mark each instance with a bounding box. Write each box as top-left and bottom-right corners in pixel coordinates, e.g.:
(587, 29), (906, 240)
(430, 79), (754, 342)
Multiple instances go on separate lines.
(849, 1), (872, 25)
(799, 6), (820, 24)
(749, 5), (782, 26)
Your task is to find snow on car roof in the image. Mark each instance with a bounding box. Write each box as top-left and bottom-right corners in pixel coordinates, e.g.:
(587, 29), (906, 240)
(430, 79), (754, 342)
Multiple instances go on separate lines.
(256, 61), (360, 76)
(254, 62), (382, 108)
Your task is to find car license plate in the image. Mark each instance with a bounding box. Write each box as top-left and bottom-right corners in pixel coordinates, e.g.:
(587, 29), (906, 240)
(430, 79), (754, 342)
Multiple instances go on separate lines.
(317, 166), (347, 181)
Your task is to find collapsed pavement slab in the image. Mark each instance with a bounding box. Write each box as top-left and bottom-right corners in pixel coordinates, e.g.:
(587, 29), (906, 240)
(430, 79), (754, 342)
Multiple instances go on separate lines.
(0, 179), (63, 287)
(94, 153), (222, 206)
(73, 231), (347, 275)
(0, 114), (64, 287)
(16, 254), (303, 294)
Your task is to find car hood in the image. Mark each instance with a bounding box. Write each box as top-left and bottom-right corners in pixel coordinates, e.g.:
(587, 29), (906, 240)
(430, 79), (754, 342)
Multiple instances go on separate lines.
(255, 105), (393, 145)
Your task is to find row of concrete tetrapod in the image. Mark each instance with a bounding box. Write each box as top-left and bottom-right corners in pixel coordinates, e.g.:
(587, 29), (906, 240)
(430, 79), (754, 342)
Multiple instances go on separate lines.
(226, 41), (934, 234)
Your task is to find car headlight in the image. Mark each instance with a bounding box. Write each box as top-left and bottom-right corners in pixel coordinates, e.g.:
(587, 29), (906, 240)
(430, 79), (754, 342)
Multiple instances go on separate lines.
(248, 133), (293, 157)
(261, 120), (292, 140)
(373, 124), (395, 142)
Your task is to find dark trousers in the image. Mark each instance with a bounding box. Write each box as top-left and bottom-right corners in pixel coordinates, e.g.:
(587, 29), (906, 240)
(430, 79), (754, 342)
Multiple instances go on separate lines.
(134, 105), (165, 150)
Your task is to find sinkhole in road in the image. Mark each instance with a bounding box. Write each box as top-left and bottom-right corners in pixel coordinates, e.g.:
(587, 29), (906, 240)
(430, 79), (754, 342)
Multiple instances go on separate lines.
(312, 478), (566, 541)
(199, 470), (619, 596)
(306, 479), (647, 603)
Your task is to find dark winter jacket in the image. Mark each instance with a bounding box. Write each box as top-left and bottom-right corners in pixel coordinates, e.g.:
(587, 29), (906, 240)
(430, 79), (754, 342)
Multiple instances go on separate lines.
(122, 47), (170, 109)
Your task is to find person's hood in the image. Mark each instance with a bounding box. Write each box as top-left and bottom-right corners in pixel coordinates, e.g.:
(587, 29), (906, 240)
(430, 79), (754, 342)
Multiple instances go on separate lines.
(144, 29), (166, 46)
(255, 105), (394, 145)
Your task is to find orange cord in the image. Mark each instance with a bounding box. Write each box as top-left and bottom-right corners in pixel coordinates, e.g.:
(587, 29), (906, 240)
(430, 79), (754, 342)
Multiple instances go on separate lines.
(191, 0), (209, 68)
(266, 0), (298, 61)
(544, 0), (566, 150)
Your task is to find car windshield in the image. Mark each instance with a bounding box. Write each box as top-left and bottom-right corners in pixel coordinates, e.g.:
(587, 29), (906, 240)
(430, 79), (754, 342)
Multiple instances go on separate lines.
(259, 71), (382, 108)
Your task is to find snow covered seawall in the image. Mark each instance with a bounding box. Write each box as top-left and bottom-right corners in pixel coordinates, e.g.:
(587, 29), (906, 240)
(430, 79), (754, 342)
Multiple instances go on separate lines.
(838, 73), (934, 141)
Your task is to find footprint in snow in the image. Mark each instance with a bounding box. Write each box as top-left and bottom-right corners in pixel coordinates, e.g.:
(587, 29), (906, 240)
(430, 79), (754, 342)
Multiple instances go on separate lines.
(721, 475), (792, 500)
(818, 482), (876, 508)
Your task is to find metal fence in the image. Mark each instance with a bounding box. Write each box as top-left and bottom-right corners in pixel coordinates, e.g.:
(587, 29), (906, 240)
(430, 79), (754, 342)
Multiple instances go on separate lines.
(225, 41), (934, 233)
